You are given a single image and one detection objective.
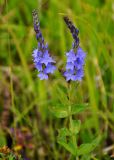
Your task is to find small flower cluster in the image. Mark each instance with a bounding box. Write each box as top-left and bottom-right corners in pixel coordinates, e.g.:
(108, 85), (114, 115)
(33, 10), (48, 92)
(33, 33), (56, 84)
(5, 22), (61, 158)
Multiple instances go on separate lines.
(32, 10), (56, 80)
(63, 16), (86, 81)
(32, 44), (56, 80)
(64, 46), (86, 81)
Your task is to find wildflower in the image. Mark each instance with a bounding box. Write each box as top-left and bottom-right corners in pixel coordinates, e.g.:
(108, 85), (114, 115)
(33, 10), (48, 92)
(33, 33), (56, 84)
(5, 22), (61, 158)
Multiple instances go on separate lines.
(64, 47), (86, 81)
(32, 10), (56, 80)
(63, 17), (86, 81)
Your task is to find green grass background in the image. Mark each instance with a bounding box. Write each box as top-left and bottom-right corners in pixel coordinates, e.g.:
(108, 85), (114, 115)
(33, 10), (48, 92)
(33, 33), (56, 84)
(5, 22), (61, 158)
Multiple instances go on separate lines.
(0, 0), (114, 159)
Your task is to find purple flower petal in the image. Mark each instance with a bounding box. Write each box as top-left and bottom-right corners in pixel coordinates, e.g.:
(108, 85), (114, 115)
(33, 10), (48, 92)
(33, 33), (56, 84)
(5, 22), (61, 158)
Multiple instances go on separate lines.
(32, 49), (38, 58)
(44, 64), (56, 74)
(66, 49), (76, 63)
(35, 62), (43, 71)
(33, 49), (42, 63)
(64, 70), (74, 81)
(41, 50), (55, 65)
(66, 62), (74, 70)
(77, 47), (86, 59)
(38, 72), (48, 80)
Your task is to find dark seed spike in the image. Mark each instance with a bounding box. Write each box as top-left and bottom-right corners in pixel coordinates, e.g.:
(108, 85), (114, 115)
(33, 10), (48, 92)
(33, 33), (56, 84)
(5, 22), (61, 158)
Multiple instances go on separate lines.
(32, 9), (44, 47)
(32, 9), (39, 24)
(32, 9), (40, 33)
(64, 16), (79, 48)
(63, 16), (79, 36)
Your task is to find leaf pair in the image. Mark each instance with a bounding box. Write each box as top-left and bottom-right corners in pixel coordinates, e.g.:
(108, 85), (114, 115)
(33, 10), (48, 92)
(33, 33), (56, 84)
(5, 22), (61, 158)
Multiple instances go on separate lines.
(57, 127), (101, 156)
(57, 127), (77, 155)
(50, 103), (88, 118)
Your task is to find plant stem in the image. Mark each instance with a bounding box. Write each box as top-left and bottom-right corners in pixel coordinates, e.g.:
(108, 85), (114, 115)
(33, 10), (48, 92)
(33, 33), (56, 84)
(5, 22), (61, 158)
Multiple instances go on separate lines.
(69, 105), (78, 159)
(70, 115), (76, 147)
(68, 83), (78, 159)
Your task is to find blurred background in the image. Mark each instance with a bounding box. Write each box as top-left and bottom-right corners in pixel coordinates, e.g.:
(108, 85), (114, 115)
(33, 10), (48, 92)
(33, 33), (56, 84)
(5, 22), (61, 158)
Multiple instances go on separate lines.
(0, 0), (114, 159)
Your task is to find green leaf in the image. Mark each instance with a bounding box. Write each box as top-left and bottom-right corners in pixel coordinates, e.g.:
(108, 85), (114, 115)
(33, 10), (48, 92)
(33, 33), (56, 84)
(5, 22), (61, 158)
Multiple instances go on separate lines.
(77, 136), (101, 156)
(58, 140), (77, 155)
(58, 128), (70, 140)
(70, 120), (81, 135)
(50, 104), (69, 118)
(57, 128), (77, 155)
(80, 155), (91, 160)
(71, 103), (88, 115)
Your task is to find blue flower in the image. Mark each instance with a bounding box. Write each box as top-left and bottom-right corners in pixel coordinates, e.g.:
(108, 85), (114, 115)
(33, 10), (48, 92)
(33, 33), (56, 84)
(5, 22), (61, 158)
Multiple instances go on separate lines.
(32, 10), (56, 80)
(66, 49), (76, 63)
(64, 47), (86, 81)
(66, 62), (74, 70)
(63, 16), (86, 82)
(38, 72), (48, 80)
(35, 62), (42, 71)
(41, 50), (55, 66)
(64, 70), (74, 81)
(44, 63), (56, 74)
(32, 47), (56, 80)
(32, 49), (42, 63)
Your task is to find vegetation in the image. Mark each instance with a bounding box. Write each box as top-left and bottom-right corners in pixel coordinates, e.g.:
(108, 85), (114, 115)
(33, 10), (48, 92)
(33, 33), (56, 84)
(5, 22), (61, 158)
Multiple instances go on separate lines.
(0, 0), (114, 159)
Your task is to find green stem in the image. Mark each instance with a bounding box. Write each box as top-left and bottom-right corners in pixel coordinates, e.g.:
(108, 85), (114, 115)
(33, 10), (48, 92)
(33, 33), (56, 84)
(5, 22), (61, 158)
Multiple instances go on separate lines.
(69, 105), (78, 159)
(68, 83), (78, 159)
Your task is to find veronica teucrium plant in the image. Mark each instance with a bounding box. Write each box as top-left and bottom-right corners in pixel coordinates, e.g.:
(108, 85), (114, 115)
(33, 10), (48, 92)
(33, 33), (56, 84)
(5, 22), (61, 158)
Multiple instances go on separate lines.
(50, 17), (101, 159)
(32, 10), (101, 159)
(32, 10), (56, 80)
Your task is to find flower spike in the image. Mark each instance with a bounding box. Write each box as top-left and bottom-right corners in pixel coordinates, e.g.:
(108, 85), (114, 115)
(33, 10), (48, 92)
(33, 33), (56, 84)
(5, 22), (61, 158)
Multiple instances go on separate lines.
(63, 16), (86, 82)
(32, 10), (56, 80)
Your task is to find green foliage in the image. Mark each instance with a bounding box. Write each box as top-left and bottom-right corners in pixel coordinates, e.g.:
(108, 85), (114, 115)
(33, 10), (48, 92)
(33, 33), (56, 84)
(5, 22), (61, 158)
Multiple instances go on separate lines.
(54, 82), (100, 157)
(77, 136), (101, 156)
(71, 103), (88, 115)
(57, 128), (77, 155)
(70, 120), (81, 135)
(50, 103), (88, 118)
(57, 125), (101, 156)
(50, 104), (69, 118)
